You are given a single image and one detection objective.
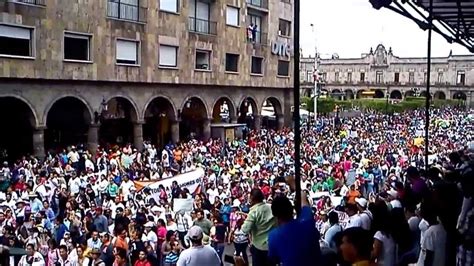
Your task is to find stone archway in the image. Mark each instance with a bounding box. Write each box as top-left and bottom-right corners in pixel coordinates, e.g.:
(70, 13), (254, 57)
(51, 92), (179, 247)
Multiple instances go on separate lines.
(420, 91), (428, 98)
(405, 90), (416, 98)
(45, 96), (93, 151)
(390, 90), (402, 99)
(374, 89), (385, 99)
(345, 89), (354, 100)
(331, 89), (343, 100)
(433, 91), (446, 100)
(212, 97), (236, 124)
(99, 97), (139, 148)
(453, 91), (467, 100)
(238, 97), (259, 130)
(356, 90), (367, 99)
(261, 97), (283, 130)
(180, 97), (208, 141)
(0, 97), (37, 161)
(144, 96), (177, 147)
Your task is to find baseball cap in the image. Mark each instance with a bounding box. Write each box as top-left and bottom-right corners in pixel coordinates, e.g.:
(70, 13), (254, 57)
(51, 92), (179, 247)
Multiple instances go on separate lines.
(188, 226), (203, 240)
(355, 197), (368, 208)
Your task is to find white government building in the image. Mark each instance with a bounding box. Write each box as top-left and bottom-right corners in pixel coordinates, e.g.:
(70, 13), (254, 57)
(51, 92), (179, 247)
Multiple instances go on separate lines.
(301, 44), (474, 105)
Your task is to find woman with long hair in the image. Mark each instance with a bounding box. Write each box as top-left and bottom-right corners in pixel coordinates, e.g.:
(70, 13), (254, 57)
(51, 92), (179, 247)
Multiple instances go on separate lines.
(46, 239), (59, 266)
(371, 200), (396, 266)
(229, 218), (249, 265)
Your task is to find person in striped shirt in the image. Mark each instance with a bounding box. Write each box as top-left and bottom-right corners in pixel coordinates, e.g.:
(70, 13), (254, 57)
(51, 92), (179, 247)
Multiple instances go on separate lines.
(164, 240), (181, 266)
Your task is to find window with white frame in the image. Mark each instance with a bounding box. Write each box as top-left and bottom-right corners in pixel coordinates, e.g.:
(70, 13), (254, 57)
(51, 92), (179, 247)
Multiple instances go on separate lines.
(0, 24), (33, 57)
(226, 6), (239, 26)
(116, 39), (139, 65)
(160, 0), (179, 13)
(159, 45), (178, 67)
(64, 32), (91, 61)
(195, 50), (211, 70)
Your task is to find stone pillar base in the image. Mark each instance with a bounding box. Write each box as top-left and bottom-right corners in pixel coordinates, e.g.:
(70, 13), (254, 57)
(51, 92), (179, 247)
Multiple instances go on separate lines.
(133, 122), (144, 151)
(203, 118), (211, 141)
(254, 115), (262, 131)
(87, 124), (99, 155)
(171, 120), (180, 144)
(33, 127), (45, 159)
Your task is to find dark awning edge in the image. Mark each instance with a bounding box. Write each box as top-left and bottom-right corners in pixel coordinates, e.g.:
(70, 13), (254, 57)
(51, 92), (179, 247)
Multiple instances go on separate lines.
(370, 0), (474, 53)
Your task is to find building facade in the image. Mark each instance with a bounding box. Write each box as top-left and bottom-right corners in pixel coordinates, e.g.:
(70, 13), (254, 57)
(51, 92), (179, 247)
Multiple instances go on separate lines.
(0, 0), (294, 159)
(301, 44), (474, 104)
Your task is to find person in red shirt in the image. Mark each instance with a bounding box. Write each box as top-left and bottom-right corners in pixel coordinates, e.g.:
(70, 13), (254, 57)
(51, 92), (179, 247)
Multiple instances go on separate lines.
(134, 250), (151, 266)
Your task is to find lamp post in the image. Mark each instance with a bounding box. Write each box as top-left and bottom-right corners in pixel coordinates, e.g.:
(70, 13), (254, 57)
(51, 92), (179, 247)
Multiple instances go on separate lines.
(310, 23), (318, 126)
(468, 91), (472, 109)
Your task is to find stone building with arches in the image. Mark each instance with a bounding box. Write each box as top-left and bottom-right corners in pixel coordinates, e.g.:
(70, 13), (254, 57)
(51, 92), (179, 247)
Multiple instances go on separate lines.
(0, 0), (294, 159)
(301, 44), (474, 105)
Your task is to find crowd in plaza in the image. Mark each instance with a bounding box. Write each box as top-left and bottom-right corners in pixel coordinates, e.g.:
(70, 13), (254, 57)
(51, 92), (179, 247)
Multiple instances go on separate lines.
(0, 106), (472, 266)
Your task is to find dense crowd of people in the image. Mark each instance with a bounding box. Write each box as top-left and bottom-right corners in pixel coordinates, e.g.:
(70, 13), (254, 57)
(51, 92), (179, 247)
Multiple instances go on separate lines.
(0, 106), (472, 266)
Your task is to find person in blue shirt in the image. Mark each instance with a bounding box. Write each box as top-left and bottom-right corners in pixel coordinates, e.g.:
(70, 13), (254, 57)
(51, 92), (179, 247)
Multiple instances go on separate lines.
(268, 191), (321, 266)
(219, 197), (232, 227)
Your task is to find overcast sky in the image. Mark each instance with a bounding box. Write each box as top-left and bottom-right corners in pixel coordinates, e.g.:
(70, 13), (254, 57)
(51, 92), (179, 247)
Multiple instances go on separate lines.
(300, 0), (470, 58)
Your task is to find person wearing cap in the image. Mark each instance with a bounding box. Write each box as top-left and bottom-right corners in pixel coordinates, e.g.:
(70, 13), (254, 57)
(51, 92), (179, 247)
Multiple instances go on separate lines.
(176, 225), (220, 266)
(144, 221), (158, 250)
(83, 248), (105, 266)
(355, 197), (372, 231)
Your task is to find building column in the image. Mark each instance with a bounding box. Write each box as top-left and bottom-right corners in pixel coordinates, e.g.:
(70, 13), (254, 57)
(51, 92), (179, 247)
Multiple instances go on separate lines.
(203, 117), (211, 141)
(133, 121), (144, 151)
(87, 123), (99, 155)
(230, 116), (238, 124)
(277, 114), (285, 130)
(171, 120), (180, 144)
(254, 115), (262, 131)
(33, 127), (45, 159)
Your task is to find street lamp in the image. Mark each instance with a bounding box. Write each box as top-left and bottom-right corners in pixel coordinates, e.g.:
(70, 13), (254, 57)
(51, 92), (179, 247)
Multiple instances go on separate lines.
(310, 23), (318, 125)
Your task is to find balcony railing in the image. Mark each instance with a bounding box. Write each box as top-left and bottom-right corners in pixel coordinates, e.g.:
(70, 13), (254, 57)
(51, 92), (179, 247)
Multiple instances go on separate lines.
(7, 0), (46, 6)
(246, 0), (268, 9)
(247, 31), (268, 45)
(107, 1), (147, 23)
(188, 17), (217, 35)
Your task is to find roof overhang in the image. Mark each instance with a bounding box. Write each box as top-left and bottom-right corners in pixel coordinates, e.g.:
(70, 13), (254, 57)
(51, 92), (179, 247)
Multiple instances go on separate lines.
(370, 0), (474, 52)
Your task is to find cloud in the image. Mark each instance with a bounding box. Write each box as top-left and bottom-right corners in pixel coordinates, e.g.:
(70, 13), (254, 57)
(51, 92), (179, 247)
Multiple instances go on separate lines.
(300, 0), (469, 58)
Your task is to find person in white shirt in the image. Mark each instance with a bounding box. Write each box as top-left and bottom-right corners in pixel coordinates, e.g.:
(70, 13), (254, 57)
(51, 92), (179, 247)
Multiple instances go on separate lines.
(345, 203), (363, 229)
(18, 243), (45, 266)
(144, 222), (158, 250)
(417, 203), (447, 266)
(177, 226), (220, 266)
(119, 175), (134, 200)
(355, 198), (372, 231)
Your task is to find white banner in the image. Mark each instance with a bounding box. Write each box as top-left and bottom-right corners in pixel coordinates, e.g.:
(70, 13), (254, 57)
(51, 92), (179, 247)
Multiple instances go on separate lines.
(134, 168), (205, 202)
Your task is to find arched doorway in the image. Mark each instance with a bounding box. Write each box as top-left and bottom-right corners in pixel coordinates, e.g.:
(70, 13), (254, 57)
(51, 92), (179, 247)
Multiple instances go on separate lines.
(238, 97), (258, 129)
(0, 97), (36, 161)
(420, 91), (428, 98)
(331, 89), (343, 100)
(356, 90), (366, 99)
(212, 97), (236, 123)
(374, 89), (385, 99)
(345, 89), (354, 100)
(46, 97), (92, 151)
(179, 97), (207, 140)
(453, 91), (467, 100)
(261, 97), (283, 129)
(390, 90), (402, 99)
(99, 97), (138, 147)
(144, 97), (176, 147)
(433, 91), (446, 100)
(405, 90), (416, 98)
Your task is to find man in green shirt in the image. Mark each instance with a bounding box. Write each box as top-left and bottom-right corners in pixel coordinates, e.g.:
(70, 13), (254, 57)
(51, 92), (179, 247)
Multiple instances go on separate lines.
(193, 209), (213, 236)
(242, 188), (276, 266)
